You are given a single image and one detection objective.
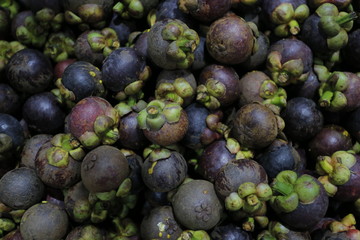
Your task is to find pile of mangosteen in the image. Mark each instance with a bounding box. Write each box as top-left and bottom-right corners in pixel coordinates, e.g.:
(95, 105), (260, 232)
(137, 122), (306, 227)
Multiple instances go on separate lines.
(1, 0), (360, 239)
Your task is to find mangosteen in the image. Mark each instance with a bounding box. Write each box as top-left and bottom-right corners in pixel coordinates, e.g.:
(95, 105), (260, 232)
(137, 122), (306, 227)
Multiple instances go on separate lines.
(140, 206), (182, 240)
(0, 83), (21, 116)
(81, 145), (129, 193)
(281, 97), (324, 143)
(197, 64), (240, 110)
(0, 167), (44, 210)
(206, 14), (254, 65)
(178, 0), (231, 22)
(147, 18), (200, 70)
(141, 146), (187, 193)
(20, 134), (52, 169)
(20, 202), (68, 240)
(230, 102), (283, 149)
(137, 100), (189, 146)
(22, 92), (66, 134)
(171, 179), (223, 230)
(67, 96), (120, 149)
(6, 48), (53, 95)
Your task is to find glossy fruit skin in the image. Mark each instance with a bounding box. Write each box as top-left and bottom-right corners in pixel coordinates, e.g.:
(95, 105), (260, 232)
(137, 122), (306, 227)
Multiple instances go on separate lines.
(22, 92), (66, 134)
(6, 49), (53, 94)
(256, 139), (304, 179)
(281, 97), (324, 142)
(197, 140), (235, 182)
(182, 103), (221, 150)
(20, 202), (69, 240)
(211, 224), (252, 240)
(102, 47), (147, 93)
(198, 64), (240, 107)
(81, 145), (129, 193)
(308, 124), (353, 161)
(0, 113), (25, 152)
(142, 151), (187, 192)
(172, 179), (223, 230)
(118, 112), (149, 150)
(0, 167), (44, 210)
(214, 159), (268, 199)
(206, 15), (254, 65)
(59, 61), (104, 102)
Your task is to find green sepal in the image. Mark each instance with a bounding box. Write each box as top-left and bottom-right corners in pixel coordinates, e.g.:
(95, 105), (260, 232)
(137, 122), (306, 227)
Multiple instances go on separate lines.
(116, 178), (132, 198)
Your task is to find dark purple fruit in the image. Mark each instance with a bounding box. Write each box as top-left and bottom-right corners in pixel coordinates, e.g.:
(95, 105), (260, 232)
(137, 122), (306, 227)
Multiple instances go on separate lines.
(0, 113), (25, 152)
(140, 206), (182, 240)
(35, 136), (82, 189)
(182, 103), (222, 150)
(22, 92), (66, 134)
(0, 83), (21, 115)
(214, 159), (268, 199)
(6, 48), (53, 94)
(197, 140), (235, 182)
(197, 64), (240, 109)
(20, 134), (52, 169)
(102, 47), (150, 99)
(171, 179), (223, 230)
(230, 103), (282, 149)
(142, 150), (187, 192)
(81, 145), (129, 193)
(211, 223), (252, 240)
(281, 97), (324, 142)
(55, 61), (105, 106)
(178, 0), (231, 22)
(64, 181), (91, 223)
(342, 29), (360, 71)
(270, 171), (329, 231)
(256, 139), (304, 179)
(137, 100), (189, 146)
(65, 224), (106, 240)
(147, 18), (199, 70)
(345, 106), (360, 142)
(206, 14), (254, 65)
(0, 167), (44, 209)
(308, 124), (353, 161)
(20, 202), (68, 240)
(67, 96), (120, 149)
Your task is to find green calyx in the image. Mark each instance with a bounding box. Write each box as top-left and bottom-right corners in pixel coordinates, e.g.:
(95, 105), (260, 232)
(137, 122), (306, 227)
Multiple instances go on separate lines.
(111, 217), (138, 237)
(196, 79), (225, 110)
(113, 0), (145, 19)
(270, 170), (299, 213)
(15, 15), (48, 48)
(318, 175), (338, 197)
(0, 40), (25, 71)
(0, 218), (15, 232)
(46, 147), (70, 168)
(114, 98), (147, 117)
(50, 133), (85, 161)
(116, 178), (132, 198)
(35, 8), (64, 32)
(143, 144), (172, 162)
(77, 4), (104, 24)
(162, 21), (200, 69)
(177, 230), (211, 240)
(53, 78), (76, 108)
(294, 174), (320, 204)
(155, 78), (195, 106)
(225, 192), (243, 211)
(316, 151), (355, 186)
(87, 28), (120, 56)
(73, 199), (92, 222)
(137, 100), (183, 131)
(260, 80), (287, 109)
(329, 214), (356, 233)
(271, 3), (309, 37)
(267, 51), (307, 86)
(91, 201), (108, 223)
(0, 0), (19, 19)
(44, 32), (75, 62)
(318, 71), (349, 111)
(0, 133), (13, 153)
(93, 114), (120, 145)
